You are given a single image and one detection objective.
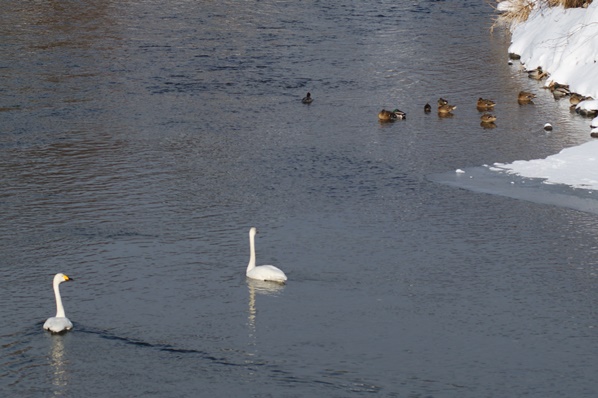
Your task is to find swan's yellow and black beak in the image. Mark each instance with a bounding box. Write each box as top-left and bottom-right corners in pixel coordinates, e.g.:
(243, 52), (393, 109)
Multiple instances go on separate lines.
(63, 275), (74, 282)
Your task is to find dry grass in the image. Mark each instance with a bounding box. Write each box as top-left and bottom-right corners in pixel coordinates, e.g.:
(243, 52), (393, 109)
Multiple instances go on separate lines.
(547, 0), (591, 7)
(491, 0), (534, 31)
(497, 1), (534, 25)
(492, 0), (592, 30)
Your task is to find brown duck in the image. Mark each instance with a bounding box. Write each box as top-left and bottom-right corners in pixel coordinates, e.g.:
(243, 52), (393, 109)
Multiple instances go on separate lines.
(527, 67), (548, 80)
(378, 109), (396, 122)
(480, 113), (497, 123)
(518, 91), (536, 104)
(477, 98), (496, 111)
(438, 104), (457, 115)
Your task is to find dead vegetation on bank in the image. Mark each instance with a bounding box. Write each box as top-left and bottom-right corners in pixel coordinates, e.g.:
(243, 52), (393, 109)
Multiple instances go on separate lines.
(492, 0), (592, 28)
(547, 0), (591, 7)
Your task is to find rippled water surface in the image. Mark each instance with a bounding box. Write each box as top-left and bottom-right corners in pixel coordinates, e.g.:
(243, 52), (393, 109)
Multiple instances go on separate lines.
(1, 1), (597, 397)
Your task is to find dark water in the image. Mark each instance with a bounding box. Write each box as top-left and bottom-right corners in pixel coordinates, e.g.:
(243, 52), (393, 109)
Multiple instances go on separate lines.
(1, 1), (597, 397)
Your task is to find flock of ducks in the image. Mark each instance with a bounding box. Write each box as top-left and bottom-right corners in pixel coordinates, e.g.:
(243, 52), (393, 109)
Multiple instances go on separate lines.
(301, 64), (596, 131)
(377, 90), (547, 128)
(378, 96), (501, 128)
(512, 61), (597, 130)
(300, 89), (547, 128)
(523, 66), (595, 113)
(301, 88), (554, 128)
(44, 227), (286, 334)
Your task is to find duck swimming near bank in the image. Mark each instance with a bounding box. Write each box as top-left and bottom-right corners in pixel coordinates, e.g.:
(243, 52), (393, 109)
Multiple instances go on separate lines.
(527, 66), (548, 80)
(569, 93), (591, 106)
(550, 83), (570, 99)
(518, 91), (536, 104)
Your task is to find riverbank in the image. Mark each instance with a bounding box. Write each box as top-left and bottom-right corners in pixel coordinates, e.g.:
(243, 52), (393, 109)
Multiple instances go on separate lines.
(487, 0), (598, 192)
(497, 0), (598, 133)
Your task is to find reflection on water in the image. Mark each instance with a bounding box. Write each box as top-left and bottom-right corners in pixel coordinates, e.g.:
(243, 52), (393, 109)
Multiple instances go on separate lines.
(246, 279), (285, 342)
(49, 336), (68, 394)
(480, 121), (497, 129)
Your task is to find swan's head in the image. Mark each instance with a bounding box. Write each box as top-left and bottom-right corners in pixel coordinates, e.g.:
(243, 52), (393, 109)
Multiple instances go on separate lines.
(249, 227), (258, 237)
(54, 273), (74, 284)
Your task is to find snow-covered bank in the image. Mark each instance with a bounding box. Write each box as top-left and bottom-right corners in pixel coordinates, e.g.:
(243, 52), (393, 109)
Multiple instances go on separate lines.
(505, 1), (598, 100)
(488, 1), (598, 191)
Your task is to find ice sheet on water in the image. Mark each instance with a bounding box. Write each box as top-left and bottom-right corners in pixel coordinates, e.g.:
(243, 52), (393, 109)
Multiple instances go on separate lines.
(428, 166), (598, 215)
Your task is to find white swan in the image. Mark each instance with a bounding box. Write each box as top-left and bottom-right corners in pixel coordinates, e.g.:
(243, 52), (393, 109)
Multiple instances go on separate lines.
(43, 273), (74, 334)
(246, 227), (287, 283)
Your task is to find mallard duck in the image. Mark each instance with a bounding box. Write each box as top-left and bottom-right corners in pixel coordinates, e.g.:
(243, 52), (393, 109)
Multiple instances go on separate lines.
(509, 53), (521, 60)
(424, 103), (431, 113)
(392, 109), (406, 120)
(480, 113), (497, 123)
(518, 91), (536, 103)
(438, 98), (448, 106)
(527, 66), (548, 80)
(569, 93), (587, 105)
(548, 82), (570, 99)
(378, 109), (396, 122)
(477, 97), (496, 110)
(549, 81), (569, 91)
(552, 87), (570, 99)
(301, 92), (313, 104)
(437, 104), (457, 115)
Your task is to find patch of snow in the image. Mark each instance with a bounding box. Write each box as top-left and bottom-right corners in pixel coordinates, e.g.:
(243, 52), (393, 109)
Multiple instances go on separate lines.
(492, 141), (598, 189)
(577, 99), (598, 112)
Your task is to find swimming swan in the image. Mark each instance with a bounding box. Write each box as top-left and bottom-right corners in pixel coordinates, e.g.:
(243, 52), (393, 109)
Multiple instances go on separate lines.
(43, 273), (74, 334)
(246, 227), (287, 283)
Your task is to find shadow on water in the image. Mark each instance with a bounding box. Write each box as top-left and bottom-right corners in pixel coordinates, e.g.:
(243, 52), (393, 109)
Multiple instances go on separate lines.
(1, 323), (385, 395)
(78, 324), (390, 392)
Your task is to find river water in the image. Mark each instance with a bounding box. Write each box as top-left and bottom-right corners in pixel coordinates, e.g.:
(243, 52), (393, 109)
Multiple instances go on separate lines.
(1, 1), (596, 397)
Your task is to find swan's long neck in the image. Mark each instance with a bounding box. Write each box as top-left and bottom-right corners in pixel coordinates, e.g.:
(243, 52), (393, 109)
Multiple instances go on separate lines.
(247, 232), (256, 273)
(53, 280), (66, 318)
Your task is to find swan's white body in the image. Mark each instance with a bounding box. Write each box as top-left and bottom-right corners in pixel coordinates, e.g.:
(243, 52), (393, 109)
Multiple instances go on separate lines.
(246, 227), (287, 283)
(43, 273), (74, 334)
